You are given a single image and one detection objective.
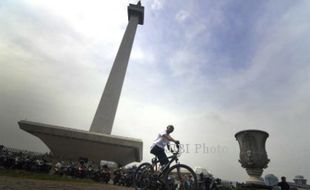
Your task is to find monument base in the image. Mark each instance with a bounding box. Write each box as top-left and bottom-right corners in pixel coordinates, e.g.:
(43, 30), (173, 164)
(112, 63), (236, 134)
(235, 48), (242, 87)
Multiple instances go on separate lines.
(240, 183), (273, 190)
(18, 120), (142, 166)
(246, 168), (265, 185)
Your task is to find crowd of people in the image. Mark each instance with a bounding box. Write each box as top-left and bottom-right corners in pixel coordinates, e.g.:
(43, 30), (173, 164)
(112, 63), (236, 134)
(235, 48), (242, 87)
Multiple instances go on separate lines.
(0, 145), (138, 187)
(197, 173), (223, 190)
(53, 159), (137, 186)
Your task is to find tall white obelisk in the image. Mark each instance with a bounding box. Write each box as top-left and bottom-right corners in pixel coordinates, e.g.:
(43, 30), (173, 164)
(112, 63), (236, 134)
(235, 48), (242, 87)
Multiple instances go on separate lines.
(90, 2), (144, 134)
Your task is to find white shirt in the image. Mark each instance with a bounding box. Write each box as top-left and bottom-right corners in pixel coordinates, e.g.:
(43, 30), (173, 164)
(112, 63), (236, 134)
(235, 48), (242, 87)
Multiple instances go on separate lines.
(151, 130), (170, 149)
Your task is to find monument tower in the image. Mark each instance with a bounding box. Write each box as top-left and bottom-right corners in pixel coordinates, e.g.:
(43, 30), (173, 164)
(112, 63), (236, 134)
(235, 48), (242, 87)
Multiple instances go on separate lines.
(91, 1), (144, 134)
(18, 2), (144, 166)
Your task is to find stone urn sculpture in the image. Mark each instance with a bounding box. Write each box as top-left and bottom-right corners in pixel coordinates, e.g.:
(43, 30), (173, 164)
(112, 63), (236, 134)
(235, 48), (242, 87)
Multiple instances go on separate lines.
(235, 130), (270, 185)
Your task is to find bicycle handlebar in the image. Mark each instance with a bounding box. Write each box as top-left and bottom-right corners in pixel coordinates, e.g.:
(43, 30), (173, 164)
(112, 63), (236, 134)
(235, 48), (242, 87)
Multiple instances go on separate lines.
(172, 141), (180, 155)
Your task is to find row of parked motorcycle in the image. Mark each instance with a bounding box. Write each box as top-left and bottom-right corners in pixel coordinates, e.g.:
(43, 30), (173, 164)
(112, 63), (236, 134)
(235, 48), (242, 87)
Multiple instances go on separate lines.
(53, 160), (137, 186)
(0, 145), (137, 186)
(0, 145), (51, 172)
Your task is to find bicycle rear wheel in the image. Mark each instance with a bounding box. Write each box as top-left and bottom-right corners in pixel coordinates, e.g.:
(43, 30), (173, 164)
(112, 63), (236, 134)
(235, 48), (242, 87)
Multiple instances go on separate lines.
(133, 162), (154, 190)
(164, 164), (198, 190)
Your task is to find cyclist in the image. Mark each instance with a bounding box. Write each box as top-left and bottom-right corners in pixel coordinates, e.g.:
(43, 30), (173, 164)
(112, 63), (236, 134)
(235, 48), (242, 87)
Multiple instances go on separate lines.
(150, 125), (179, 169)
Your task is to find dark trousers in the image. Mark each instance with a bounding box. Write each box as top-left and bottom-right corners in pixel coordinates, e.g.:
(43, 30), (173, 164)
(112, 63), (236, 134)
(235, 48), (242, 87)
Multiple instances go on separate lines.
(150, 145), (168, 166)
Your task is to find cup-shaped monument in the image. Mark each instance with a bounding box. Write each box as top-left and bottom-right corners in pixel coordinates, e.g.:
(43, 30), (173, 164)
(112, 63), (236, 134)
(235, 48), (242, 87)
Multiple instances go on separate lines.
(235, 130), (270, 185)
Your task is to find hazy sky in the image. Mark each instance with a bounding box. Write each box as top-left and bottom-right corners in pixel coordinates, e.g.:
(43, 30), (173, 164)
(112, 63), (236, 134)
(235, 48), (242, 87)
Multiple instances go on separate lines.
(1, 0), (310, 182)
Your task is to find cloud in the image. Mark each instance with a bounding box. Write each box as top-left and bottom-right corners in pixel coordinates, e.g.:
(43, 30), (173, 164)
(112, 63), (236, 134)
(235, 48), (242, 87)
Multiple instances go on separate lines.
(167, 49), (201, 77)
(175, 10), (190, 23)
(150, 0), (165, 10)
(212, 0), (310, 106)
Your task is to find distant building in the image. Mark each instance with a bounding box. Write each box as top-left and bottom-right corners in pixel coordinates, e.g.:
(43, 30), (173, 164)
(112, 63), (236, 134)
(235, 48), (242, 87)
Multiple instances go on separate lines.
(265, 174), (279, 186)
(294, 175), (307, 185)
(194, 167), (212, 177)
(4, 145), (48, 156)
(288, 175), (310, 190)
(264, 174), (310, 190)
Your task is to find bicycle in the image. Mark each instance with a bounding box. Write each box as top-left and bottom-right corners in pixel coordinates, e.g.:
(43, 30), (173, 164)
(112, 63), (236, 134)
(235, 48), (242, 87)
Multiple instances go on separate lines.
(134, 142), (198, 190)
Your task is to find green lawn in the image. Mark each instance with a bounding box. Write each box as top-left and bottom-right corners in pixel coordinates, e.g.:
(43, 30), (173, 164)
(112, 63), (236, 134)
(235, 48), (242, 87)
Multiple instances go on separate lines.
(0, 168), (96, 184)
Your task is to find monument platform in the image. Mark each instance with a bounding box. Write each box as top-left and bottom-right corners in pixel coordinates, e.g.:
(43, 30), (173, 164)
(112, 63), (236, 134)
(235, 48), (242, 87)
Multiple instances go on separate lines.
(18, 120), (142, 166)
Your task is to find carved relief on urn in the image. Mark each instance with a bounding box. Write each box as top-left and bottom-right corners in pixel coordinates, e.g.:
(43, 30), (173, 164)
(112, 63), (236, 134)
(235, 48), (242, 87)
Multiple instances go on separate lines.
(235, 130), (270, 184)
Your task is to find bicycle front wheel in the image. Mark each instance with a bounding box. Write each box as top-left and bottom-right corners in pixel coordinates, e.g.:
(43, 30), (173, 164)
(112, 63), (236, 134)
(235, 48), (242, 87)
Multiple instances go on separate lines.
(164, 164), (198, 190)
(133, 162), (154, 190)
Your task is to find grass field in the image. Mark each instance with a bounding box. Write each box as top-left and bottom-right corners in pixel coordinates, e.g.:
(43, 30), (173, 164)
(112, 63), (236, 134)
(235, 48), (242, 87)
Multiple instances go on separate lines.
(0, 168), (96, 183)
(0, 168), (133, 190)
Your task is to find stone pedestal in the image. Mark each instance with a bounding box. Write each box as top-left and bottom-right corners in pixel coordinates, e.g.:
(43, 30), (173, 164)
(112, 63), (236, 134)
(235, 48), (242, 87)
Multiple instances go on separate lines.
(19, 120), (142, 166)
(239, 183), (273, 190)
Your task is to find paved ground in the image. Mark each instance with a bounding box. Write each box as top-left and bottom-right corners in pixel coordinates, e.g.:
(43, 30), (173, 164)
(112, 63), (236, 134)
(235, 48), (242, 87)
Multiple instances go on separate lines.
(0, 176), (134, 190)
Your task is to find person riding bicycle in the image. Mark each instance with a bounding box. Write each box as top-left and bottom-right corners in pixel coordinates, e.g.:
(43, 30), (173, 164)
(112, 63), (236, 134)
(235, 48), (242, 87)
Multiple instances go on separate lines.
(150, 125), (179, 169)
